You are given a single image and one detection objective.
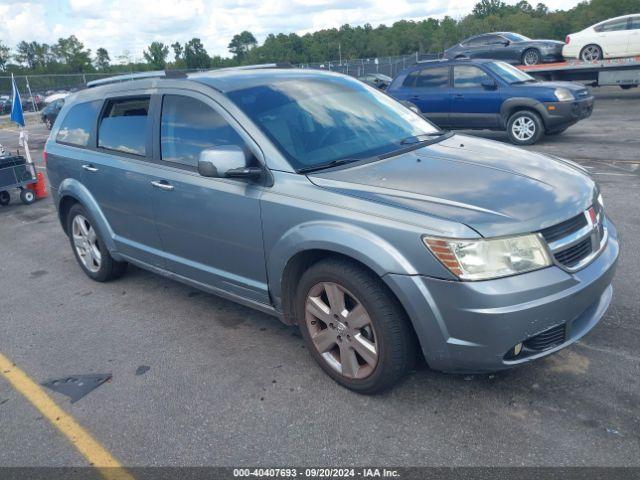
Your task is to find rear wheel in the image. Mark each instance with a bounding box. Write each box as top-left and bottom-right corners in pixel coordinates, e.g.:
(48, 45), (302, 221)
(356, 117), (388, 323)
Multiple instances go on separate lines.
(0, 190), (10, 206)
(20, 189), (35, 205)
(522, 49), (541, 66)
(296, 258), (416, 394)
(507, 110), (544, 145)
(67, 204), (127, 282)
(580, 44), (602, 61)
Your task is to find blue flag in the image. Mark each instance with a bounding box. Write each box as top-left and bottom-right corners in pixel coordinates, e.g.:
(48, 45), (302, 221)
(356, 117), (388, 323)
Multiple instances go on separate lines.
(10, 74), (25, 127)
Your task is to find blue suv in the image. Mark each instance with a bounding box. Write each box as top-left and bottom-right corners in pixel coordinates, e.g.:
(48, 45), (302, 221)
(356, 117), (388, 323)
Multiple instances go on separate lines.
(387, 59), (594, 145)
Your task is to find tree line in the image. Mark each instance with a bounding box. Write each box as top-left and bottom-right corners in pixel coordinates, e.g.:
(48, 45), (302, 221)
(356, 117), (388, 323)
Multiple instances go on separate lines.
(0, 0), (638, 77)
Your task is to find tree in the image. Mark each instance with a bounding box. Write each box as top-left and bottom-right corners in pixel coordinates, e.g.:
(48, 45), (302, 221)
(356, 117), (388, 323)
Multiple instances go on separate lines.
(15, 41), (51, 69)
(52, 36), (92, 72)
(228, 31), (257, 60)
(0, 42), (11, 70)
(472, 0), (509, 18)
(95, 48), (110, 70)
(143, 41), (169, 69)
(171, 42), (183, 61)
(184, 38), (210, 69)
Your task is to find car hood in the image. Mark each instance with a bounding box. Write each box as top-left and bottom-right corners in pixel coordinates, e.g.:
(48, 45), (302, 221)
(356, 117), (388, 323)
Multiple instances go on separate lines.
(532, 80), (590, 93)
(308, 134), (597, 238)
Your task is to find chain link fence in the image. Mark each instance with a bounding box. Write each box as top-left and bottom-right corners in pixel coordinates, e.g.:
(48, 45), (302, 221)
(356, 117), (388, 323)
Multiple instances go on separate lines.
(296, 52), (440, 78)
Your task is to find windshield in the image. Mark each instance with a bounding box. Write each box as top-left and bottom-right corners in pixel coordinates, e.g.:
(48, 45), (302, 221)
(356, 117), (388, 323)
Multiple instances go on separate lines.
(485, 61), (535, 83)
(502, 32), (530, 42)
(226, 75), (439, 171)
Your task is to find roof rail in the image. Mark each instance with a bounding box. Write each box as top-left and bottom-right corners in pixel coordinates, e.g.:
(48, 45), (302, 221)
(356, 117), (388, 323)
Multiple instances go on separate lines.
(86, 70), (187, 88)
(208, 62), (293, 73)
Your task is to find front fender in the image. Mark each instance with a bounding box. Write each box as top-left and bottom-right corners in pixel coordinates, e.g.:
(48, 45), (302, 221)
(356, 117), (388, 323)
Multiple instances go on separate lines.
(267, 220), (419, 310)
(57, 178), (120, 259)
(499, 97), (546, 128)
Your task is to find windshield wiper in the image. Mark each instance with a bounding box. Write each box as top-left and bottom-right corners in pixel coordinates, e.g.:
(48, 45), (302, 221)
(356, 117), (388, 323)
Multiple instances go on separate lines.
(298, 157), (365, 174)
(400, 131), (449, 145)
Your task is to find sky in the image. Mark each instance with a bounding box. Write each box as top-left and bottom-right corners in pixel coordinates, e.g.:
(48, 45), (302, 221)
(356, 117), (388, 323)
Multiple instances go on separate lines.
(0, 0), (582, 62)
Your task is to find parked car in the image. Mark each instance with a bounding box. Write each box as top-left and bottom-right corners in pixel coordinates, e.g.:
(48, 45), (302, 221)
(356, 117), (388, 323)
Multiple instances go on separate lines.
(357, 73), (393, 89)
(0, 98), (11, 115)
(563, 14), (640, 61)
(387, 58), (594, 145)
(46, 68), (618, 393)
(443, 32), (564, 65)
(41, 98), (65, 129)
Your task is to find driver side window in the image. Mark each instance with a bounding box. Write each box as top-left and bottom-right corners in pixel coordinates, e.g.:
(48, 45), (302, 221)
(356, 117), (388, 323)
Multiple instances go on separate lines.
(160, 95), (246, 168)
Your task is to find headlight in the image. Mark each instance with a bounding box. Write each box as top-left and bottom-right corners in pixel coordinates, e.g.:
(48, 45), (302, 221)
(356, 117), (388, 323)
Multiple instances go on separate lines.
(554, 87), (574, 101)
(423, 234), (552, 281)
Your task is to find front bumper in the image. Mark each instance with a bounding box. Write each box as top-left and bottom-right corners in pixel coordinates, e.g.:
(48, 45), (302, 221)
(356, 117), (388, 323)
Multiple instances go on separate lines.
(385, 218), (618, 373)
(542, 96), (594, 130)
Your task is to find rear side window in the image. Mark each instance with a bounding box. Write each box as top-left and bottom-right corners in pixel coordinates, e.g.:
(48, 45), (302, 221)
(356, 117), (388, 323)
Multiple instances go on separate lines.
(98, 97), (149, 156)
(403, 67), (449, 88)
(630, 16), (640, 29)
(160, 95), (245, 168)
(595, 18), (629, 32)
(453, 65), (492, 88)
(464, 36), (486, 46)
(56, 101), (101, 147)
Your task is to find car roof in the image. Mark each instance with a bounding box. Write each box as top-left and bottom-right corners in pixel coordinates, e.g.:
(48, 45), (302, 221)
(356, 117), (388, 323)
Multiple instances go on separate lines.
(594, 13), (639, 25)
(70, 67), (350, 103)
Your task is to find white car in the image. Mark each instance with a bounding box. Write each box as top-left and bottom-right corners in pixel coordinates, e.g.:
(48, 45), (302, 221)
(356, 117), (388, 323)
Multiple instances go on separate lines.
(563, 14), (640, 61)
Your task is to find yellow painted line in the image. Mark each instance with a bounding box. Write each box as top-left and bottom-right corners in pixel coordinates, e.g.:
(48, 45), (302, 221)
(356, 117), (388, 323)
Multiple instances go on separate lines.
(0, 352), (134, 480)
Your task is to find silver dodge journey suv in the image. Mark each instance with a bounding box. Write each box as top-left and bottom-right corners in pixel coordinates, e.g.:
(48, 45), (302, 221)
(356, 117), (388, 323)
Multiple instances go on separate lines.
(46, 67), (618, 393)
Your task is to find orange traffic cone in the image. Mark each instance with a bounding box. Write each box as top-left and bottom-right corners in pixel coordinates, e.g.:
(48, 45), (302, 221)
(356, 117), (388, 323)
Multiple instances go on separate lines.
(33, 172), (48, 199)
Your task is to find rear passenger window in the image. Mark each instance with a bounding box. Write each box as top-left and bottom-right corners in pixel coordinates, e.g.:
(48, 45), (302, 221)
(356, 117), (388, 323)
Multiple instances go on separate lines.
(160, 95), (245, 168)
(453, 66), (492, 88)
(415, 67), (449, 88)
(595, 19), (629, 32)
(56, 101), (101, 147)
(98, 97), (149, 156)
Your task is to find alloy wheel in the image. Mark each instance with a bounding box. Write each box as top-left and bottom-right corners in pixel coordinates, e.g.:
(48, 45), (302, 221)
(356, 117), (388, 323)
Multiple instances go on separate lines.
(523, 50), (540, 66)
(581, 45), (601, 61)
(72, 215), (102, 273)
(304, 282), (378, 379)
(511, 116), (536, 141)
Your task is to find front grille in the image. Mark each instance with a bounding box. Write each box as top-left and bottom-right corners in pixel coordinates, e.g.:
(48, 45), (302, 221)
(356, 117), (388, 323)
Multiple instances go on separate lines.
(540, 213), (587, 243)
(554, 237), (593, 267)
(524, 323), (566, 351)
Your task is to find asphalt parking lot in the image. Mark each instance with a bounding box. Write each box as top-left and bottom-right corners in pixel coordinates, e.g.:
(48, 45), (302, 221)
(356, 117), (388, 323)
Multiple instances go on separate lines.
(0, 86), (639, 469)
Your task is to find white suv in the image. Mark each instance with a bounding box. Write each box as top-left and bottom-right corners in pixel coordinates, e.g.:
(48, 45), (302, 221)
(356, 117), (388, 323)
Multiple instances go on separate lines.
(563, 14), (640, 61)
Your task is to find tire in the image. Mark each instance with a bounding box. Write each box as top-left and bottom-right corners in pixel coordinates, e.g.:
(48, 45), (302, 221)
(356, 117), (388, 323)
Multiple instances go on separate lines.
(20, 189), (35, 205)
(507, 110), (544, 145)
(620, 85), (637, 90)
(295, 258), (416, 394)
(66, 204), (127, 282)
(0, 191), (9, 206)
(522, 49), (541, 66)
(580, 44), (602, 62)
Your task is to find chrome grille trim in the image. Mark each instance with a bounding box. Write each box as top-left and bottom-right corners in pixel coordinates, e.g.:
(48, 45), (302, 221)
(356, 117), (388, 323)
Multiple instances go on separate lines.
(540, 206), (608, 273)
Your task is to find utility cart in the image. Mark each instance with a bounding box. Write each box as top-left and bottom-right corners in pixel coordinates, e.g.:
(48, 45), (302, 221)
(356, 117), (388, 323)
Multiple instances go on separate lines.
(0, 153), (37, 206)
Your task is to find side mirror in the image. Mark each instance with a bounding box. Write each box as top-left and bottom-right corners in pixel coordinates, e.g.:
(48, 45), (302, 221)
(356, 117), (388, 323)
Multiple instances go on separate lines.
(197, 145), (261, 180)
(481, 79), (497, 90)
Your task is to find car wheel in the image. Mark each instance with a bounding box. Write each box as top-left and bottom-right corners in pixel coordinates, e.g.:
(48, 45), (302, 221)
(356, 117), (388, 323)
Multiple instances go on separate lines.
(296, 258), (416, 394)
(580, 44), (602, 61)
(620, 85), (637, 90)
(507, 110), (543, 145)
(522, 49), (541, 66)
(67, 204), (127, 282)
(20, 189), (36, 205)
(0, 190), (10, 206)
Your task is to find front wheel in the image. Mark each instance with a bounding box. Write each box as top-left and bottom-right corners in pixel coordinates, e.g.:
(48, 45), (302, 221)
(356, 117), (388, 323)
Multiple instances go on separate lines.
(67, 204), (127, 282)
(296, 258), (416, 394)
(522, 49), (541, 66)
(580, 44), (602, 61)
(507, 110), (544, 145)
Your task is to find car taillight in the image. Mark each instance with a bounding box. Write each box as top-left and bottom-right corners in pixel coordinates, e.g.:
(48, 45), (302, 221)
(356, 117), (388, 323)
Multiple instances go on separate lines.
(565, 35), (570, 44)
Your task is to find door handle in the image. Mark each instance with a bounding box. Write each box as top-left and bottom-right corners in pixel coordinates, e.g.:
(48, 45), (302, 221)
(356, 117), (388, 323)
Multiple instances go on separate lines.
(151, 180), (174, 191)
(82, 164), (98, 172)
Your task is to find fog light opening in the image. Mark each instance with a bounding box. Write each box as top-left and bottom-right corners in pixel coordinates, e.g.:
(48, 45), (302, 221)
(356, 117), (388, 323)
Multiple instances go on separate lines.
(513, 342), (523, 357)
